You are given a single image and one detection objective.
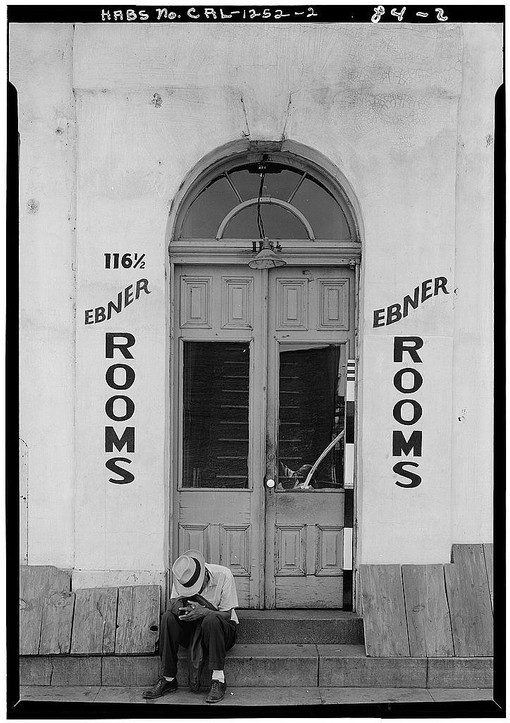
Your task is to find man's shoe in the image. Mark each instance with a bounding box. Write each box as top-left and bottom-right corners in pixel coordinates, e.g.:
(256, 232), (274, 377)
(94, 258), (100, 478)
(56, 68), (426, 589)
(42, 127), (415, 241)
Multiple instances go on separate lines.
(142, 677), (178, 699)
(205, 678), (226, 703)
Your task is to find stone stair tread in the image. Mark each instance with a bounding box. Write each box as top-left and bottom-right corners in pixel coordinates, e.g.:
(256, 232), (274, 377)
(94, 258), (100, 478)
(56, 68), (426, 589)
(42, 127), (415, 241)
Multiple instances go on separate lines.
(238, 609), (359, 619)
(317, 644), (368, 657)
(231, 643), (319, 656)
(178, 642), (320, 658)
(317, 644), (494, 660)
(235, 611), (364, 644)
(177, 643), (366, 658)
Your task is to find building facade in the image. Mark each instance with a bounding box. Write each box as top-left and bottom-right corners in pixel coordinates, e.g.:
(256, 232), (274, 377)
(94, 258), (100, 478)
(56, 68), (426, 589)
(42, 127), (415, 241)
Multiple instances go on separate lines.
(12, 19), (500, 613)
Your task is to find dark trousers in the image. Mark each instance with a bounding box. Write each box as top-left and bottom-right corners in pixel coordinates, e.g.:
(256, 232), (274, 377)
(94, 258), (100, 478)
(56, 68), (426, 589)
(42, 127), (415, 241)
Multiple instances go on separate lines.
(159, 610), (237, 677)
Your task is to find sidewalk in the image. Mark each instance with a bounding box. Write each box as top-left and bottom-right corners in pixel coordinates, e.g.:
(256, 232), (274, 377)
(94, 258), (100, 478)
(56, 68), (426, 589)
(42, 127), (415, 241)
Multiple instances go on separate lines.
(18, 685), (494, 707)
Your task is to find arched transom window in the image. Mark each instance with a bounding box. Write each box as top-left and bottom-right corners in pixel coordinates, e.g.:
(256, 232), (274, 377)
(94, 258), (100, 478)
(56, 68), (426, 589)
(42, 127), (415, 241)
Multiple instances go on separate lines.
(172, 151), (360, 262)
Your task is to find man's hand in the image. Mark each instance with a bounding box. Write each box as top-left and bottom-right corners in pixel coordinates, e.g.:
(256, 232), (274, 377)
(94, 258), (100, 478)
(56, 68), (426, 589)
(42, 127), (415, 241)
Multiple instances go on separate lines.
(178, 601), (211, 622)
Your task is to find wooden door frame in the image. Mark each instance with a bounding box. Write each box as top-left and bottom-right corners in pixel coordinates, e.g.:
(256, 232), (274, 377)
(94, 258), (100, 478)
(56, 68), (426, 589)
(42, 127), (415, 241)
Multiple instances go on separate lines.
(165, 141), (363, 610)
(167, 253), (360, 610)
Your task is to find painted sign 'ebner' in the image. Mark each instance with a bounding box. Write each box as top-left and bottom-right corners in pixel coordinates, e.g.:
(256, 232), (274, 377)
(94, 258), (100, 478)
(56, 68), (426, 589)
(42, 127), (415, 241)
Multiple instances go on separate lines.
(85, 279), (150, 324)
(373, 277), (449, 327)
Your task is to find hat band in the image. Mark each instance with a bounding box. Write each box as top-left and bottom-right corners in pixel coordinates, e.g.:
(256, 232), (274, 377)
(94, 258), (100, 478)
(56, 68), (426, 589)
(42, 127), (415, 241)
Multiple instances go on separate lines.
(181, 558), (202, 588)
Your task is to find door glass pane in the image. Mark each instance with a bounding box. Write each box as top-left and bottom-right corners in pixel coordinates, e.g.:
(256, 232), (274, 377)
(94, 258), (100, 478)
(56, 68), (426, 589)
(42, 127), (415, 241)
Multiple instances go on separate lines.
(277, 345), (344, 490)
(183, 342), (249, 488)
(227, 167), (260, 200)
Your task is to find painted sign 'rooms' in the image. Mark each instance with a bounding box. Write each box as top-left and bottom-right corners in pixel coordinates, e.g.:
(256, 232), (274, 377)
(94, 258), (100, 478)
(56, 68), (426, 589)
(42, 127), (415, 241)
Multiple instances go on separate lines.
(392, 337), (424, 488)
(105, 333), (136, 484)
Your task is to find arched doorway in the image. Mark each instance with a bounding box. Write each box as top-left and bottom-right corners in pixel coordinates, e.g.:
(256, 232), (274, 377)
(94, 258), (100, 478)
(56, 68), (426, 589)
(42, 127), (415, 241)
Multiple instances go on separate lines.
(169, 144), (360, 609)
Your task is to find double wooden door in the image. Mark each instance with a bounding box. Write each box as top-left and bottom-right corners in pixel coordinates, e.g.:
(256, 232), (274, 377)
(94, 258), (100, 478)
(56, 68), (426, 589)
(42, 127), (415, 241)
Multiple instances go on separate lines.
(173, 264), (354, 608)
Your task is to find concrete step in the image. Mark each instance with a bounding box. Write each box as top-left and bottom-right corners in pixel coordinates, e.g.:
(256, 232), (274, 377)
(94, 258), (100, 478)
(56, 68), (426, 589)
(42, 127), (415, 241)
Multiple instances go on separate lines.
(19, 685), (496, 707)
(235, 609), (363, 644)
(20, 645), (493, 689)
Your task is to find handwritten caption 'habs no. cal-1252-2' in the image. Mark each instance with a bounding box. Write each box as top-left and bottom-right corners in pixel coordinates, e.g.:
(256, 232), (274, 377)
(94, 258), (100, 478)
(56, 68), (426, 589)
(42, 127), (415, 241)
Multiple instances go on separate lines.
(101, 7), (318, 21)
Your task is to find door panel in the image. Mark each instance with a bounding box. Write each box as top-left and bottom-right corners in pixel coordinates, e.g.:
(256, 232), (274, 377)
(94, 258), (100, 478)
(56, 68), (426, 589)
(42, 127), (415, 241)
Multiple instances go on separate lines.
(175, 266), (265, 608)
(273, 491), (345, 607)
(178, 491), (253, 605)
(273, 342), (346, 607)
(179, 339), (253, 602)
(265, 267), (354, 608)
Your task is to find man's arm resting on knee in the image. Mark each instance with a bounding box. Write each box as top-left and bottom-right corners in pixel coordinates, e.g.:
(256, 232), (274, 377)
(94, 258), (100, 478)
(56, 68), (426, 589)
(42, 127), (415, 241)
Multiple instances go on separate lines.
(180, 604), (233, 622)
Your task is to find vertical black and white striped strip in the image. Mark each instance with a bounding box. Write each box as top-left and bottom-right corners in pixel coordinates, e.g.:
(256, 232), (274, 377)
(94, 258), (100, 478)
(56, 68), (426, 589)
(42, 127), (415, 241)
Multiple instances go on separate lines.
(344, 358), (356, 490)
(342, 359), (355, 577)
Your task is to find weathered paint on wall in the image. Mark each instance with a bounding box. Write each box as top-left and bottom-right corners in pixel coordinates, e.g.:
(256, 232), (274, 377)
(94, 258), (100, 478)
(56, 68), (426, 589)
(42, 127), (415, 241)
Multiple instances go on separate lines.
(359, 334), (454, 563)
(450, 25), (500, 544)
(11, 21), (500, 582)
(11, 24), (76, 567)
(19, 439), (29, 563)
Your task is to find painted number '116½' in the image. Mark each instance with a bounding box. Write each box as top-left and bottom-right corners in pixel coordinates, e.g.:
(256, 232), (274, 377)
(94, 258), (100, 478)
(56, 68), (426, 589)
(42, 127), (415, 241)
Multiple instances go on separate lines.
(105, 253), (146, 269)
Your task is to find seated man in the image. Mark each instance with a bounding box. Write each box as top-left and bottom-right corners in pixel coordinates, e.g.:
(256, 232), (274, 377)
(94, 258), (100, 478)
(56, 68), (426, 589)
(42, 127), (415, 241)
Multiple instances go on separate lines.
(143, 549), (239, 704)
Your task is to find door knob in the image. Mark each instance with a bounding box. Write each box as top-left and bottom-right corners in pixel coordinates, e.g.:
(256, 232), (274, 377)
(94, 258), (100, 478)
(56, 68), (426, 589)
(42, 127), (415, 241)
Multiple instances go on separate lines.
(266, 478), (275, 488)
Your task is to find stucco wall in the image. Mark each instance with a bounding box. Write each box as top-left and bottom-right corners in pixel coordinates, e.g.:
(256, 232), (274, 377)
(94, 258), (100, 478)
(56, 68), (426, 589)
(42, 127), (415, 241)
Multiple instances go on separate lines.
(450, 25), (500, 544)
(11, 24), (77, 567)
(11, 22), (500, 580)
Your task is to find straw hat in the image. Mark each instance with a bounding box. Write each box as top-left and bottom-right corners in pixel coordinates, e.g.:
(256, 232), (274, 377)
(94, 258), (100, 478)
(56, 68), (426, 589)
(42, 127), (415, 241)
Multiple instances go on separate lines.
(172, 549), (206, 597)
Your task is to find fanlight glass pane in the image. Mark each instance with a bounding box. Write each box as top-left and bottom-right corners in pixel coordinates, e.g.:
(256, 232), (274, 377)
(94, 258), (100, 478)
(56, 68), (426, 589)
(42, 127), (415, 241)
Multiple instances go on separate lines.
(181, 176), (238, 237)
(179, 161), (352, 240)
(292, 177), (351, 238)
(229, 165), (303, 202)
(222, 203), (309, 239)
(183, 342), (249, 489)
(277, 345), (344, 490)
